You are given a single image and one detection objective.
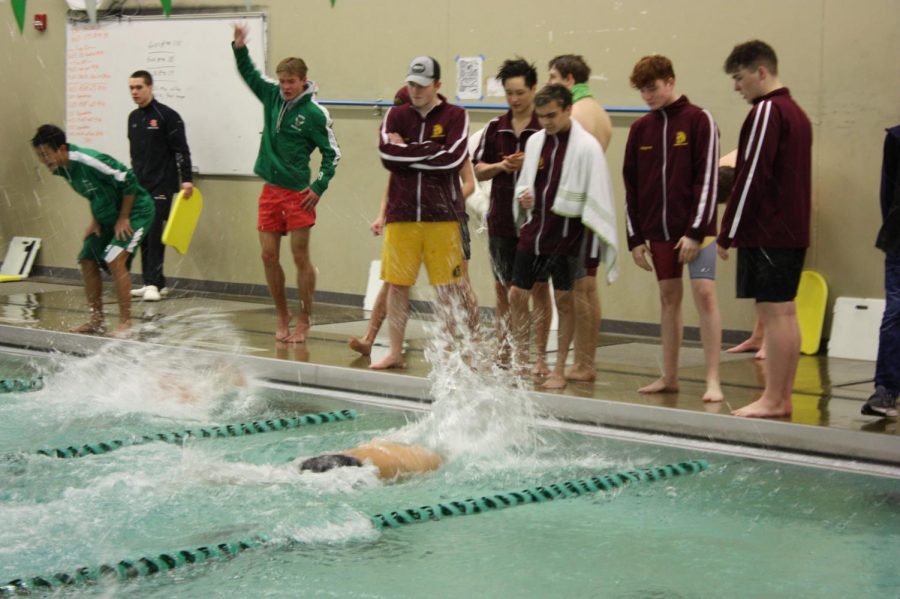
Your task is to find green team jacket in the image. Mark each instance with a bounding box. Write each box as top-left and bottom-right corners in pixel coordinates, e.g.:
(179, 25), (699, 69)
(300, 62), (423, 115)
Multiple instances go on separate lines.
(233, 44), (341, 195)
(55, 144), (155, 227)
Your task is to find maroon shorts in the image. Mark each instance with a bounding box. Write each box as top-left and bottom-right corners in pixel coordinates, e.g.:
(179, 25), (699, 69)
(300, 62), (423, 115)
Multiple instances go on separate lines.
(257, 184), (316, 233)
(649, 239), (717, 281)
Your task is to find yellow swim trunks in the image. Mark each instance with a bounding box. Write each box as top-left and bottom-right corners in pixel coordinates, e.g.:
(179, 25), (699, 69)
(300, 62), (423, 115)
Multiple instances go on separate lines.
(381, 221), (463, 286)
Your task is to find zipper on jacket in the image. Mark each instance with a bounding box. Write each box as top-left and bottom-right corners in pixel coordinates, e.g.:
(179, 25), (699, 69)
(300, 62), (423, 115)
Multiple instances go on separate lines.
(509, 134), (525, 227)
(417, 120), (426, 221)
(661, 110), (670, 241)
(535, 135), (560, 254)
(276, 100), (288, 133)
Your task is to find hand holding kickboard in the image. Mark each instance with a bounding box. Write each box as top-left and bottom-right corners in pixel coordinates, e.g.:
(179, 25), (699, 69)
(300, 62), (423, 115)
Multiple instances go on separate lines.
(162, 187), (203, 255)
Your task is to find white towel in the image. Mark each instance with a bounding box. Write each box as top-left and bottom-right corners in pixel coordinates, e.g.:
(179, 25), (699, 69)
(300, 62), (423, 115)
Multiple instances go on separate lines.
(515, 120), (619, 283)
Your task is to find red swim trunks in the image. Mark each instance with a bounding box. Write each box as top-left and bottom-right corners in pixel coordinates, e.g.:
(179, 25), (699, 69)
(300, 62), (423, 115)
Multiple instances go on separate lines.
(257, 184), (316, 233)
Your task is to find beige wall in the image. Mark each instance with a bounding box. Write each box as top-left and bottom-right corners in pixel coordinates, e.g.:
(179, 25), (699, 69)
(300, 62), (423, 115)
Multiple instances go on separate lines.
(2, 0), (898, 333)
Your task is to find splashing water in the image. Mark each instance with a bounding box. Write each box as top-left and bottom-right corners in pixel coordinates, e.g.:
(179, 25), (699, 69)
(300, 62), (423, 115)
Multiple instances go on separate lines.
(32, 309), (263, 423)
(393, 294), (545, 464)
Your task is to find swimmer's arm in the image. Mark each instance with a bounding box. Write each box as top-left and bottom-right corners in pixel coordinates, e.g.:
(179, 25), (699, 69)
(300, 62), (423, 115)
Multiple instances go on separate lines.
(371, 185), (388, 235)
(345, 445), (442, 481)
(686, 111), (718, 243)
(231, 29), (272, 101)
(460, 156), (476, 199)
(114, 195), (135, 240)
(474, 160), (512, 180)
(572, 101), (612, 151)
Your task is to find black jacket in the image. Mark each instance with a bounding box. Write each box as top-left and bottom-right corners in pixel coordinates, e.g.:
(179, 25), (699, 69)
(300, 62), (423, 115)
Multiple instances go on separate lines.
(877, 125), (900, 256)
(128, 99), (193, 196)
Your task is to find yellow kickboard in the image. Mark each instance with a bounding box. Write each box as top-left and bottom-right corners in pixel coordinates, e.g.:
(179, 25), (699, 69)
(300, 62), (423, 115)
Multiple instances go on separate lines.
(0, 275), (24, 282)
(161, 187), (203, 255)
(797, 270), (828, 355)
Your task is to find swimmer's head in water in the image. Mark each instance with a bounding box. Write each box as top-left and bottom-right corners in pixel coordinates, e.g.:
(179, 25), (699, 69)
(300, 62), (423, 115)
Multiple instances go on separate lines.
(299, 454), (363, 473)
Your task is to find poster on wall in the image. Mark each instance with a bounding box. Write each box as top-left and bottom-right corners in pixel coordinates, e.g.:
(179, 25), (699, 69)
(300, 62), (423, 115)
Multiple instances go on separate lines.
(456, 55), (484, 101)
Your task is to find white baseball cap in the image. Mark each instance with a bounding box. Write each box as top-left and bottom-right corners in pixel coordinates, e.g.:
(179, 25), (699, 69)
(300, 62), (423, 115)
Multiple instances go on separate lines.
(406, 56), (441, 86)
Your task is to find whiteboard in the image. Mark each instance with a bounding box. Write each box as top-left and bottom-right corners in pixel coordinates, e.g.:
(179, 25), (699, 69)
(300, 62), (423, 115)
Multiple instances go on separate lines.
(66, 13), (267, 176)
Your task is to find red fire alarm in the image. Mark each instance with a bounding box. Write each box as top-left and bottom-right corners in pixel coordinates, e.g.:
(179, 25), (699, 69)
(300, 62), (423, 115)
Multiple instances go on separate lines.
(34, 14), (47, 31)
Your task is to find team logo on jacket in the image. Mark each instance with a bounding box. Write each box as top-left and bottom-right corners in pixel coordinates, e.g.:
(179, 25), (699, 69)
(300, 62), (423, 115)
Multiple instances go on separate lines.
(148, 119), (159, 129)
(431, 124), (445, 139)
(674, 131), (688, 146)
(291, 114), (306, 131)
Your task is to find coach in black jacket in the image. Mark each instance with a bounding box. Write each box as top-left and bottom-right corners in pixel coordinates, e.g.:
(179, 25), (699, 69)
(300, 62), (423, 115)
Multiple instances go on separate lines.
(127, 70), (194, 301)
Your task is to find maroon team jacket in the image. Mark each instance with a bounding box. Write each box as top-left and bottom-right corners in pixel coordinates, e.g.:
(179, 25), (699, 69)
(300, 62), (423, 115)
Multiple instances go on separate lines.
(718, 87), (812, 249)
(517, 127), (585, 257)
(378, 98), (469, 223)
(622, 95), (719, 251)
(473, 110), (541, 239)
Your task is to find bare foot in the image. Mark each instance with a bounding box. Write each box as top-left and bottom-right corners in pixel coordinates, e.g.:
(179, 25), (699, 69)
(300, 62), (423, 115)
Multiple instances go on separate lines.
(531, 357), (550, 377)
(275, 313), (291, 342)
(731, 396), (792, 418)
(565, 364), (597, 382)
(513, 353), (530, 374)
(348, 336), (373, 356)
(702, 381), (724, 403)
(726, 338), (762, 353)
(541, 373), (567, 390)
(510, 364), (532, 377)
(494, 347), (512, 370)
(69, 320), (106, 335)
(754, 347), (767, 360)
(638, 377), (679, 394)
(110, 321), (132, 337)
(369, 354), (406, 370)
(283, 318), (310, 344)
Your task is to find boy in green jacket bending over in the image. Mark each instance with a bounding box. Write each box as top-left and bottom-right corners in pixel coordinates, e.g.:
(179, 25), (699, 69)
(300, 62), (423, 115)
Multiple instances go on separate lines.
(31, 124), (155, 336)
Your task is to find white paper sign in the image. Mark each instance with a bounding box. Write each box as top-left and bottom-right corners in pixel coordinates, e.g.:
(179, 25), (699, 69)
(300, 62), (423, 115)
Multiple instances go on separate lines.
(456, 56), (484, 100)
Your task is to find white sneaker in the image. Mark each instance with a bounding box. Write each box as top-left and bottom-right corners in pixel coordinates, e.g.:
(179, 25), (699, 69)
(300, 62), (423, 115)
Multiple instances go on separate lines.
(143, 285), (162, 302)
(131, 286), (148, 297)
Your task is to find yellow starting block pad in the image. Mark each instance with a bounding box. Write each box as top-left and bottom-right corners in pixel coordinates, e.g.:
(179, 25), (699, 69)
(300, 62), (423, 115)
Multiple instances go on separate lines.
(797, 270), (828, 355)
(162, 187), (203, 255)
(0, 275), (25, 283)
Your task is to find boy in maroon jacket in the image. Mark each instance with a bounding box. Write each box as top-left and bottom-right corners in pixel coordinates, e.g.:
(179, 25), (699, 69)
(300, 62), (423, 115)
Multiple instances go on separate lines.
(473, 58), (549, 371)
(623, 55), (723, 403)
(718, 40), (812, 418)
(510, 84), (609, 390)
(374, 56), (471, 370)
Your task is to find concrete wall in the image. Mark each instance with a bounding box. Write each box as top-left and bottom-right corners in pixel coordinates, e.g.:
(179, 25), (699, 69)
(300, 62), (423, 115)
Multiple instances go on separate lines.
(2, 0), (898, 333)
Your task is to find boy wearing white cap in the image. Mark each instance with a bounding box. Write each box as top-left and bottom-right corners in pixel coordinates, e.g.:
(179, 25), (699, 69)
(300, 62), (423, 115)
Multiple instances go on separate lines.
(375, 57), (471, 369)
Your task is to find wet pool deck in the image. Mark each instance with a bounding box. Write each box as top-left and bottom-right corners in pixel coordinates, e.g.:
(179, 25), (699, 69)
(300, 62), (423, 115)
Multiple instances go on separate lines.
(0, 278), (896, 467)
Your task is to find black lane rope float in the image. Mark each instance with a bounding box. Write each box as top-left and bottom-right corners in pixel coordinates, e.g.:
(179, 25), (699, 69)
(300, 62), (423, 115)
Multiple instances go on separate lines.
(370, 459), (709, 528)
(0, 533), (273, 595)
(0, 376), (43, 394)
(23, 409), (357, 460)
(0, 460), (707, 594)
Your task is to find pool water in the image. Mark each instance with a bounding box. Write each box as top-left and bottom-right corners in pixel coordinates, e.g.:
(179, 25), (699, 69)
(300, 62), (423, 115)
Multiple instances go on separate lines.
(1, 349), (899, 598)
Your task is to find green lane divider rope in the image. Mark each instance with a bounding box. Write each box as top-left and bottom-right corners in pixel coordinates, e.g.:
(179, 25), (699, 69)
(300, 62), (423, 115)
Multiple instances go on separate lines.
(0, 533), (273, 595)
(0, 376), (43, 393)
(0, 460), (708, 594)
(31, 409), (357, 459)
(371, 460), (709, 529)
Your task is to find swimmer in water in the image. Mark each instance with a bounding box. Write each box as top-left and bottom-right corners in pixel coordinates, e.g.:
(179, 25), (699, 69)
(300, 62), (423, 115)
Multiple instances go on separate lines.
(298, 441), (442, 481)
